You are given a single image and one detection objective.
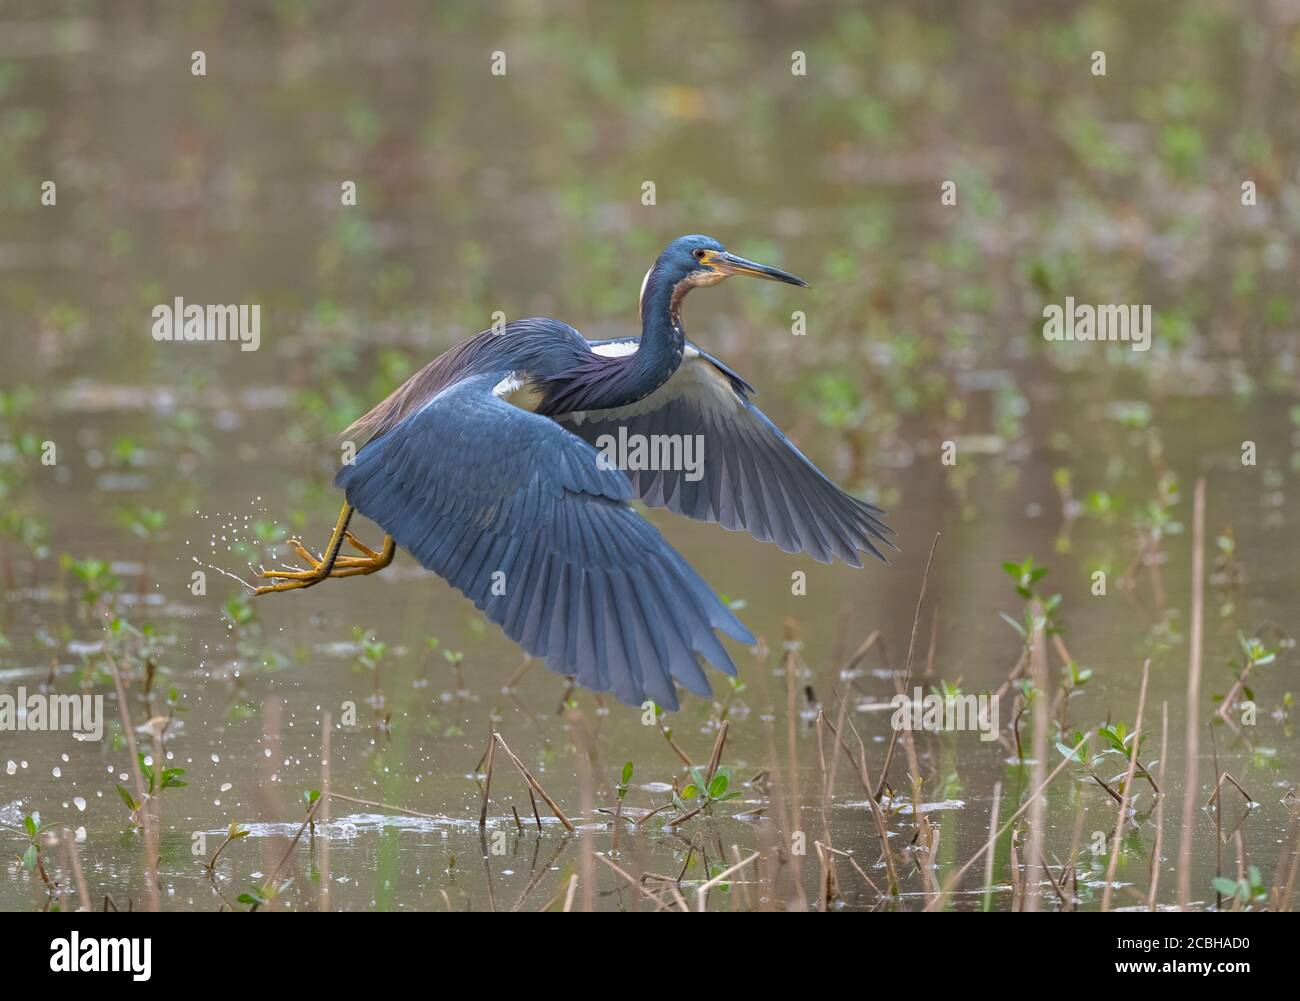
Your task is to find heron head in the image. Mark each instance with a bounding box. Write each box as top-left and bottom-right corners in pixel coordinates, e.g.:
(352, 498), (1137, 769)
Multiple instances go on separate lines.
(653, 234), (809, 292)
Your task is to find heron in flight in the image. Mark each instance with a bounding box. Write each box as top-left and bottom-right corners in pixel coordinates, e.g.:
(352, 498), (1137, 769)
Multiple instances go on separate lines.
(255, 235), (894, 709)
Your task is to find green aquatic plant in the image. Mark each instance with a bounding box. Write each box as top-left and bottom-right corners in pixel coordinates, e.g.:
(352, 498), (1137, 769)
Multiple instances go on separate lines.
(1213, 632), (1282, 722)
(61, 555), (121, 608)
(237, 879), (292, 912)
(114, 505), (166, 541)
(1055, 659), (1092, 732)
(203, 820), (250, 872)
(222, 591), (263, 662)
(0, 507), (49, 588)
(999, 556), (1063, 645)
(3, 812), (56, 892)
(104, 615), (164, 687)
(443, 647), (466, 693)
(1211, 866), (1266, 909)
(674, 765), (743, 815)
(108, 435), (145, 468)
(304, 790), (322, 833)
(1095, 722), (1159, 794)
(117, 752), (187, 827)
(1057, 722), (1159, 800)
(615, 761), (633, 802)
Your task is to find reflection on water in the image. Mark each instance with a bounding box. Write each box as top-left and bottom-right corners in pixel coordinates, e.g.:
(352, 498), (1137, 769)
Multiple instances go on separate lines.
(1, 2), (1298, 911)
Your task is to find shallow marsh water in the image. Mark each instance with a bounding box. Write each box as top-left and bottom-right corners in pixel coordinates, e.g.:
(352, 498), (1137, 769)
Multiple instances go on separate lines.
(1, 1), (1298, 911)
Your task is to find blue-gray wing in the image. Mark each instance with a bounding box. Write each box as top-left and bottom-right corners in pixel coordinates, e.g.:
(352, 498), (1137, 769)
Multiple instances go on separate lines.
(334, 371), (753, 710)
(558, 348), (895, 567)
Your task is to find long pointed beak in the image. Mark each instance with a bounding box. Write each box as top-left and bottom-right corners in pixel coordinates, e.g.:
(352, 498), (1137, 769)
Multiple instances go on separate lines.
(713, 251), (808, 287)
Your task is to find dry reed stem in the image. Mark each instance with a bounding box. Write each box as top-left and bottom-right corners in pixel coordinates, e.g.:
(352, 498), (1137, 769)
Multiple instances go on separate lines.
(1178, 476), (1206, 909)
(503, 656), (531, 690)
(62, 828), (91, 912)
(730, 844), (756, 910)
(1065, 792), (1086, 912)
(981, 780), (1002, 912)
(1148, 701), (1169, 910)
(929, 730), (1092, 910)
(102, 649), (160, 912)
(875, 532), (940, 799)
(705, 720), (730, 785)
(842, 629), (882, 673)
(658, 723), (695, 767)
(780, 619), (808, 909)
(1023, 600), (1051, 912)
(597, 855), (675, 911)
(819, 841), (881, 896)
(1038, 847), (1066, 906)
(479, 725), (497, 829)
(319, 710), (332, 912)
(326, 792), (446, 819)
(696, 850), (759, 912)
(1102, 659), (1150, 911)
(566, 708), (596, 911)
(494, 732), (575, 832)
(820, 705), (872, 798)
(261, 792), (324, 900)
(842, 709), (900, 895)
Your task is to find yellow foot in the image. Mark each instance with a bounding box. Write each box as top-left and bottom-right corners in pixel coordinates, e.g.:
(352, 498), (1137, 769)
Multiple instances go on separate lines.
(254, 529), (394, 595)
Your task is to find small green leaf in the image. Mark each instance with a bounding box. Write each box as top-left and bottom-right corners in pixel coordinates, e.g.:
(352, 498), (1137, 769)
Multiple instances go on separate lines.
(161, 768), (187, 789)
(620, 761), (634, 785)
(22, 844), (38, 871)
(116, 785), (139, 811)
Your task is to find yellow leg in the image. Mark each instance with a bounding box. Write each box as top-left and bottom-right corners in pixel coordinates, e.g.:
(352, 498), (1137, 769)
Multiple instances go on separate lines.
(254, 502), (396, 595)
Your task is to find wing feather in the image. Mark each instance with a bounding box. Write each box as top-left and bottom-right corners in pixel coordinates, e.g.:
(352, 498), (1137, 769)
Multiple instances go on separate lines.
(335, 371), (753, 710)
(560, 345), (894, 565)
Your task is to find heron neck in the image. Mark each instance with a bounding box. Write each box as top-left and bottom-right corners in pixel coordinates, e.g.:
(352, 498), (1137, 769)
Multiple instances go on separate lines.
(624, 270), (686, 398)
(544, 268), (687, 415)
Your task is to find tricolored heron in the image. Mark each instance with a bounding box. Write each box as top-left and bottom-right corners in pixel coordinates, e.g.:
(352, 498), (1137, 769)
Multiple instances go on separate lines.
(255, 235), (894, 709)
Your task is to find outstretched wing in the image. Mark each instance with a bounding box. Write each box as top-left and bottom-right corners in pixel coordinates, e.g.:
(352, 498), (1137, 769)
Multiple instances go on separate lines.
(558, 344), (895, 567)
(335, 371), (753, 710)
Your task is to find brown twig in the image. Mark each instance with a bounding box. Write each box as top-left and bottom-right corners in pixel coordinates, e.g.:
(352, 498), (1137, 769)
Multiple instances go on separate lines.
(494, 732), (575, 832)
(875, 533), (940, 798)
(479, 726), (497, 829)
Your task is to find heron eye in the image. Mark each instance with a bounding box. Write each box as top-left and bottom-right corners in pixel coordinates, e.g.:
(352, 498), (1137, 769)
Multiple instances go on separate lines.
(693, 249), (706, 260)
